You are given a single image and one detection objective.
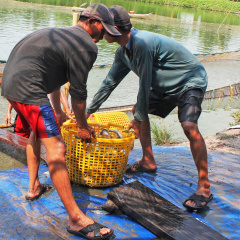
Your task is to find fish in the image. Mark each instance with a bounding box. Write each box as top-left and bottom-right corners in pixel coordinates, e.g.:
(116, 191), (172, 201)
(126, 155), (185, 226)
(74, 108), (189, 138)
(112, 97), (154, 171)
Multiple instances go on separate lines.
(75, 135), (81, 140)
(100, 129), (112, 138)
(122, 129), (134, 133)
(109, 129), (123, 138)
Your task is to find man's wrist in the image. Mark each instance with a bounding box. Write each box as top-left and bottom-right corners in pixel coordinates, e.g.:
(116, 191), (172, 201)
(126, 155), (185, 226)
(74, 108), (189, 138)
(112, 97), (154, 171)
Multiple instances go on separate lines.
(77, 123), (88, 129)
(134, 118), (141, 123)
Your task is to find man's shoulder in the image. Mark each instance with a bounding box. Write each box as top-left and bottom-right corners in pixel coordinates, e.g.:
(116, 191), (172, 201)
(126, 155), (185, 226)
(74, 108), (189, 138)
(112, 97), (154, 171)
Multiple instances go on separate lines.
(133, 30), (155, 43)
(57, 26), (97, 52)
(115, 46), (126, 55)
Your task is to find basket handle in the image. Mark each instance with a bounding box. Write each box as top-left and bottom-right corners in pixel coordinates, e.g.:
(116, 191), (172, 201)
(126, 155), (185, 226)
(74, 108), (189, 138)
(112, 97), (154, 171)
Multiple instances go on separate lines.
(68, 129), (78, 135)
(107, 122), (124, 129)
(67, 123), (124, 138)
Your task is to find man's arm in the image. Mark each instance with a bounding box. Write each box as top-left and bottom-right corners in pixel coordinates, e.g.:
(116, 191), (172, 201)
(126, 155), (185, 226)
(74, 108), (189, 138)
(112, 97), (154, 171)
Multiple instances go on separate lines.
(60, 89), (74, 121)
(67, 50), (98, 142)
(71, 97), (95, 143)
(86, 50), (130, 114)
(50, 89), (68, 126)
(132, 41), (154, 122)
(5, 102), (13, 126)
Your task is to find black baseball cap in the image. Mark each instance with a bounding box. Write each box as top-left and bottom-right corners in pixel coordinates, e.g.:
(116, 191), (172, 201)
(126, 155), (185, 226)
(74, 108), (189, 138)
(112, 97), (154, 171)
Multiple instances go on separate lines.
(109, 5), (132, 27)
(81, 4), (121, 37)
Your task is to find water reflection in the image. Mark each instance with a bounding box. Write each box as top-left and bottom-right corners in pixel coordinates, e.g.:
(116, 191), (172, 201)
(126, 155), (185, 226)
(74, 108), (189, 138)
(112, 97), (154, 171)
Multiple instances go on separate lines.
(15, 0), (240, 25)
(1, 0), (240, 124)
(1, 0), (240, 63)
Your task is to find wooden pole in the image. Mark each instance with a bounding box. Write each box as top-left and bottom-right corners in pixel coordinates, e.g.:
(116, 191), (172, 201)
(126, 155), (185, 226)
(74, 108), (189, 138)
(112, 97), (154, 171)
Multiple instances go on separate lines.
(72, 13), (80, 26)
(0, 124), (14, 128)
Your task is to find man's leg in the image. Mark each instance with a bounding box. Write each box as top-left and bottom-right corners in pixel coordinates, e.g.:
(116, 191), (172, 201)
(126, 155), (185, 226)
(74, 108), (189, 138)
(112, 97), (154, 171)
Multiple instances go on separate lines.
(25, 131), (43, 198)
(177, 89), (212, 208)
(7, 100), (48, 198)
(138, 117), (157, 169)
(181, 121), (211, 207)
(127, 91), (177, 172)
(11, 100), (112, 238)
(127, 107), (156, 171)
(41, 135), (111, 237)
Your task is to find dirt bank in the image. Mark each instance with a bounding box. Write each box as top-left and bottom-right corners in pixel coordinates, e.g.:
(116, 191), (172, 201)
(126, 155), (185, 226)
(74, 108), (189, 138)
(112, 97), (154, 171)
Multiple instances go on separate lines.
(172, 128), (240, 155)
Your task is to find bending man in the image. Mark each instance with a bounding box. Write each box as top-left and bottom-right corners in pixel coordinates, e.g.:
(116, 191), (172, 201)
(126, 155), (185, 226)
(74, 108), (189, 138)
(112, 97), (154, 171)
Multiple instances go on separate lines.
(86, 5), (212, 212)
(2, 4), (121, 239)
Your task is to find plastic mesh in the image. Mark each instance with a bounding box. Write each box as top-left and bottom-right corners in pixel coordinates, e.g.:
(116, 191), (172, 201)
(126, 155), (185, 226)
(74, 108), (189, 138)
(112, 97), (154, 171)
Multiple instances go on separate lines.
(91, 112), (130, 129)
(61, 123), (135, 187)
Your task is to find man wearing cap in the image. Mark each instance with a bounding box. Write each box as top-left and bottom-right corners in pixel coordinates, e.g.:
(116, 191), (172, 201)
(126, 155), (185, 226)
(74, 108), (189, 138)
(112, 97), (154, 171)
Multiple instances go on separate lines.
(86, 5), (213, 212)
(1, 3), (120, 239)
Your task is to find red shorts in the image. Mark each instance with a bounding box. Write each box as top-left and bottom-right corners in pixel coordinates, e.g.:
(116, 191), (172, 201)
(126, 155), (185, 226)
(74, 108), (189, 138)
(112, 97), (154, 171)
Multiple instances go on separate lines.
(14, 115), (31, 138)
(8, 99), (61, 140)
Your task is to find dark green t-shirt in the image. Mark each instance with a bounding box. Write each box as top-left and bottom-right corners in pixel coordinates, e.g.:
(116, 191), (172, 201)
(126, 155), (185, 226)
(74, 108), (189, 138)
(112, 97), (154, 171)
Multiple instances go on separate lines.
(1, 26), (97, 105)
(87, 28), (208, 121)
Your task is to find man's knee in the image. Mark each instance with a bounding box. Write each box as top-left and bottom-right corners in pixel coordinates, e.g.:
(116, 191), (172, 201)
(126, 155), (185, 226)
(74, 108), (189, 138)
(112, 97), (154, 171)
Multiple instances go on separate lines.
(55, 141), (66, 158)
(46, 139), (66, 163)
(181, 121), (199, 138)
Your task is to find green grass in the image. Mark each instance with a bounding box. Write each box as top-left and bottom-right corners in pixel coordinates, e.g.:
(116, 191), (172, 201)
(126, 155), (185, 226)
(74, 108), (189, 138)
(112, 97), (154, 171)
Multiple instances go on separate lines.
(217, 133), (233, 140)
(135, 0), (240, 12)
(150, 120), (174, 145)
(15, 0), (240, 12)
(230, 110), (240, 125)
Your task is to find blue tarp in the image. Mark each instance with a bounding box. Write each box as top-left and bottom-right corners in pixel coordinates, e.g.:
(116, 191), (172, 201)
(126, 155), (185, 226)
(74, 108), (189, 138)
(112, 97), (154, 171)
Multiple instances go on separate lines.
(0, 146), (239, 239)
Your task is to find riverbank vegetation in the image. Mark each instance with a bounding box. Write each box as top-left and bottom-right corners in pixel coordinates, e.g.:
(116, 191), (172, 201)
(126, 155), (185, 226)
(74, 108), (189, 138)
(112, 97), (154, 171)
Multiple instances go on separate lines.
(150, 120), (175, 145)
(16, 0), (240, 13)
(230, 110), (240, 125)
(137, 0), (240, 13)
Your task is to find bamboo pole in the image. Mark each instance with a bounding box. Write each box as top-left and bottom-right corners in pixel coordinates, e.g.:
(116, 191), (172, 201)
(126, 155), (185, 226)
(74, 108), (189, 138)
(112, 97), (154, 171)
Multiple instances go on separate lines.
(0, 124), (14, 128)
(72, 13), (80, 26)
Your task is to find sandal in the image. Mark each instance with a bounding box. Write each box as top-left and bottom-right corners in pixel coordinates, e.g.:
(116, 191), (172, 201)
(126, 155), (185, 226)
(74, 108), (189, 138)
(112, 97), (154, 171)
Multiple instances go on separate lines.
(126, 162), (157, 173)
(183, 193), (213, 211)
(67, 222), (113, 240)
(25, 184), (54, 201)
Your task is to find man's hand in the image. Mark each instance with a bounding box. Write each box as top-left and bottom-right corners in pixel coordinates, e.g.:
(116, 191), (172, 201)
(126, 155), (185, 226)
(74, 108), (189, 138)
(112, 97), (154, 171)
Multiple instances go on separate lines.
(71, 98), (96, 143)
(55, 111), (68, 126)
(128, 119), (141, 139)
(77, 124), (96, 143)
(5, 112), (12, 126)
(5, 102), (13, 126)
(65, 107), (75, 122)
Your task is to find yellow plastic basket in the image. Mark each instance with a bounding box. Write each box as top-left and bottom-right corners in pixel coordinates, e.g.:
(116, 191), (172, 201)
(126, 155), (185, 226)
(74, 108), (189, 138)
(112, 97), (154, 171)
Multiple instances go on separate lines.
(63, 111), (130, 128)
(90, 111), (130, 129)
(61, 122), (135, 187)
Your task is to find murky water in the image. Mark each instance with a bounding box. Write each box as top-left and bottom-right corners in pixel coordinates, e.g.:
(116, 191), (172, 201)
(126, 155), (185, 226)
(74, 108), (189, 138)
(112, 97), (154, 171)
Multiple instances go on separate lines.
(0, 151), (26, 170)
(1, 0), (240, 62)
(1, 0), (240, 170)
(15, 0), (240, 26)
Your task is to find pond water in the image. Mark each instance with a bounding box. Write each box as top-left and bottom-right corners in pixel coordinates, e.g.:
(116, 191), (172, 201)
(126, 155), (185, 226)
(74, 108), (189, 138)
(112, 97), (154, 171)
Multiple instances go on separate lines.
(0, 151), (25, 170)
(15, 0), (240, 25)
(1, 0), (240, 169)
(1, 0), (240, 63)
(1, 0), (240, 113)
